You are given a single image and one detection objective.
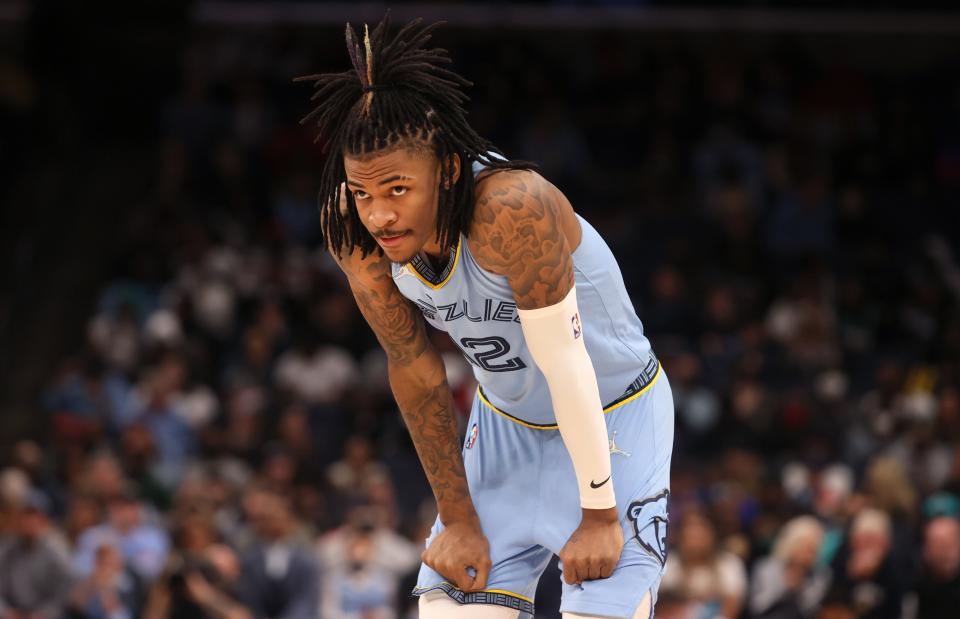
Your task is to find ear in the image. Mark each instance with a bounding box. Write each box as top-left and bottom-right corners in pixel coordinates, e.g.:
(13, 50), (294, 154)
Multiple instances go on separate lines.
(442, 153), (462, 189)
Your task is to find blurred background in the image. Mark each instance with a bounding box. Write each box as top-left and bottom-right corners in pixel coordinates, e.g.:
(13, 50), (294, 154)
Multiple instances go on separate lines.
(1, 1), (959, 618)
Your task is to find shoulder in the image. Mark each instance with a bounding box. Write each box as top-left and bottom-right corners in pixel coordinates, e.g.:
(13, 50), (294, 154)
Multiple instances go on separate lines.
(468, 169), (569, 274)
(472, 168), (558, 225)
(467, 169), (577, 309)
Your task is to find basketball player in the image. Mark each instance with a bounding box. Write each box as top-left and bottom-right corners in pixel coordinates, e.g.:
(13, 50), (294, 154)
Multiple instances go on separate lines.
(298, 15), (674, 619)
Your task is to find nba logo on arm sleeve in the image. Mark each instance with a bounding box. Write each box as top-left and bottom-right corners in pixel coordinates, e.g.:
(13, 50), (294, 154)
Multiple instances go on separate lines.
(571, 313), (582, 339)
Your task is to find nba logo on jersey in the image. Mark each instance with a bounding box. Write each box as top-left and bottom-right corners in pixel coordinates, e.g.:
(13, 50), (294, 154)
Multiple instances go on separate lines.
(571, 313), (582, 339)
(466, 423), (478, 449)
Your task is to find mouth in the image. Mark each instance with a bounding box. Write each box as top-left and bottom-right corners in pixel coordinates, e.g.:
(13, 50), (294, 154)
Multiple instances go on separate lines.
(376, 231), (409, 248)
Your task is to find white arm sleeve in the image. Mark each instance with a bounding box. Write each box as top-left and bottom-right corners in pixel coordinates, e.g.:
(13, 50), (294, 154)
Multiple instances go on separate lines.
(517, 286), (615, 509)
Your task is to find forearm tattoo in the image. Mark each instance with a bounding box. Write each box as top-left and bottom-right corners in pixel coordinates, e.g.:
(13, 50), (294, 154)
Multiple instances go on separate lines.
(389, 366), (474, 522)
(342, 252), (476, 522)
(348, 256), (427, 366)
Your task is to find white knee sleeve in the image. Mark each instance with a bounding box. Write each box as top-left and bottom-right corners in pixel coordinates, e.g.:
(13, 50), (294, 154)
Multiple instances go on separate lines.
(418, 591), (520, 619)
(561, 590), (652, 619)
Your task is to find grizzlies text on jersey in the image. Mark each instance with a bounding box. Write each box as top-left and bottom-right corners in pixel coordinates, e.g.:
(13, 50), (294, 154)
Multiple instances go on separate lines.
(391, 177), (656, 428)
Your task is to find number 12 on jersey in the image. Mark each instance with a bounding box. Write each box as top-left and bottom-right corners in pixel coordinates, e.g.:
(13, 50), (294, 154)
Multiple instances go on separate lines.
(459, 336), (527, 373)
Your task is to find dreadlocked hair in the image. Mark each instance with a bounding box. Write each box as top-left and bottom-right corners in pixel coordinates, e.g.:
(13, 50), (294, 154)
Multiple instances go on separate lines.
(296, 13), (537, 258)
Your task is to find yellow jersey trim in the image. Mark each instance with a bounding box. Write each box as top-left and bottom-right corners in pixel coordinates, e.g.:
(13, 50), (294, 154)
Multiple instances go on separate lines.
(407, 237), (462, 290)
(476, 361), (662, 431)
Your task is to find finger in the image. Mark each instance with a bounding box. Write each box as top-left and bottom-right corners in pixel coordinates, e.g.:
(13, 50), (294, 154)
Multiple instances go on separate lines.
(569, 560), (584, 585)
(451, 564), (474, 592)
(588, 558), (603, 580)
(460, 573), (477, 592)
(470, 557), (491, 592)
(561, 559), (577, 585)
(423, 549), (444, 574)
(599, 559), (615, 579)
(574, 560), (586, 585)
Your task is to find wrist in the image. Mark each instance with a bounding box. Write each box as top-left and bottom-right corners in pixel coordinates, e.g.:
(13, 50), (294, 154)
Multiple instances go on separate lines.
(581, 506), (619, 525)
(438, 502), (481, 528)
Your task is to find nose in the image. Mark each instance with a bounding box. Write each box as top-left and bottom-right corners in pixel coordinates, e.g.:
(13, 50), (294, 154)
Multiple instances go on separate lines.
(368, 201), (398, 229)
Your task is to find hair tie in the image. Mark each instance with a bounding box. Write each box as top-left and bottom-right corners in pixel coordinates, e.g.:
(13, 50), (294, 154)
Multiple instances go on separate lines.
(362, 84), (396, 93)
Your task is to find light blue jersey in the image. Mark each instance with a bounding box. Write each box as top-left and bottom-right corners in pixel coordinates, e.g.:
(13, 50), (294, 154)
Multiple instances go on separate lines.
(391, 179), (656, 427)
(394, 161), (674, 619)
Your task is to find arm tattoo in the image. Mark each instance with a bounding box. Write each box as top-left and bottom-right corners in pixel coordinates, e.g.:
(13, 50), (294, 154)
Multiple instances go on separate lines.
(347, 256), (427, 366)
(339, 251), (477, 524)
(470, 173), (576, 309)
(389, 363), (474, 522)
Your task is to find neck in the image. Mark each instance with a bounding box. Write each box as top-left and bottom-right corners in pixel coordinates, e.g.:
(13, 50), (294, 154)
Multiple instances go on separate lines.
(419, 235), (446, 261)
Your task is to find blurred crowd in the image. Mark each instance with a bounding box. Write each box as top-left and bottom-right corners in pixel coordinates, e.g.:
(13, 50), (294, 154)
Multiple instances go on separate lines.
(2, 17), (960, 619)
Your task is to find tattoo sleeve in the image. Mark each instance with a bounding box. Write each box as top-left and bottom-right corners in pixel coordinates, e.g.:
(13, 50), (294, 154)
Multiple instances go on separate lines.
(470, 172), (576, 309)
(340, 252), (478, 525)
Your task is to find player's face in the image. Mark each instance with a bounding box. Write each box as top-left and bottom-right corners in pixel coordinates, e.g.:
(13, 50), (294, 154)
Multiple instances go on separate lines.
(344, 145), (460, 263)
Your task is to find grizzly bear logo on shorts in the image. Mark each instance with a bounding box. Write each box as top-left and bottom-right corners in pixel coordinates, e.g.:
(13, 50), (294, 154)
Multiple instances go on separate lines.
(627, 489), (670, 566)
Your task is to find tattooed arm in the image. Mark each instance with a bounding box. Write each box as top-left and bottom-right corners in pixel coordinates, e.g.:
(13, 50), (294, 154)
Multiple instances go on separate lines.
(334, 247), (476, 523)
(333, 247), (490, 591)
(468, 170), (578, 308)
(470, 170), (624, 585)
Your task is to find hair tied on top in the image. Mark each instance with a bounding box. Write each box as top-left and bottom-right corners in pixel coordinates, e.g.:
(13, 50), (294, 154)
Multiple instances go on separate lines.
(361, 24), (376, 116)
(361, 84), (396, 94)
(296, 11), (538, 258)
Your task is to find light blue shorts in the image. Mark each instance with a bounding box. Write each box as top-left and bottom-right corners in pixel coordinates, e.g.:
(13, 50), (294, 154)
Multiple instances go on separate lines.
(414, 363), (674, 619)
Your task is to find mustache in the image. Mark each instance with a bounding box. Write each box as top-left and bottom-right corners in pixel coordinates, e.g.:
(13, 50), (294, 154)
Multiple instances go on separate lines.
(374, 230), (407, 239)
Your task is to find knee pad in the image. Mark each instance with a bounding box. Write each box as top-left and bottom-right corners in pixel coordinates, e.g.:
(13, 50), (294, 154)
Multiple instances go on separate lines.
(561, 590), (652, 619)
(418, 591), (521, 619)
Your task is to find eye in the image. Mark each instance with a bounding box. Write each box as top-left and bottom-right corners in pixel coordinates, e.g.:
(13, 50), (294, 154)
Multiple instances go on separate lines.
(353, 190), (370, 200)
(391, 186), (408, 196)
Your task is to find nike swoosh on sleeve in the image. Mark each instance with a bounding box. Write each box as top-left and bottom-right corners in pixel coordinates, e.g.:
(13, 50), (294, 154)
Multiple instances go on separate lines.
(590, 476), (611, 489)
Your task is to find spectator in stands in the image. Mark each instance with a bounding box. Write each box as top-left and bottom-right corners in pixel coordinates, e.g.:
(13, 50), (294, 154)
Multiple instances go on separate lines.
(64, 495), (101, 547)
(824, 508), (904, 619)
(0, 491), (73, 619)
(660, 510), (747, 619)
(117, 424), (169, 510)
(88, 303), (142, 374)
(237, 488), (319, 619)
(120, 353), (196, 486)
(67, 542), (141, 619)
(73, 489), (170, 583)
(273, 333), (358, 409)
(915, 516), (960, 619)
(322, 524), (397, 619)
(326, 436), (390, 504)
(318, 505), (419, 591)
(7, 441), (65, 521)
(863, 457), (919, 576)
(273, 404), (326, 484)
(73, 453), (127, 506)
(142, 544), (250, 619)
(749, 515), (831, 619)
